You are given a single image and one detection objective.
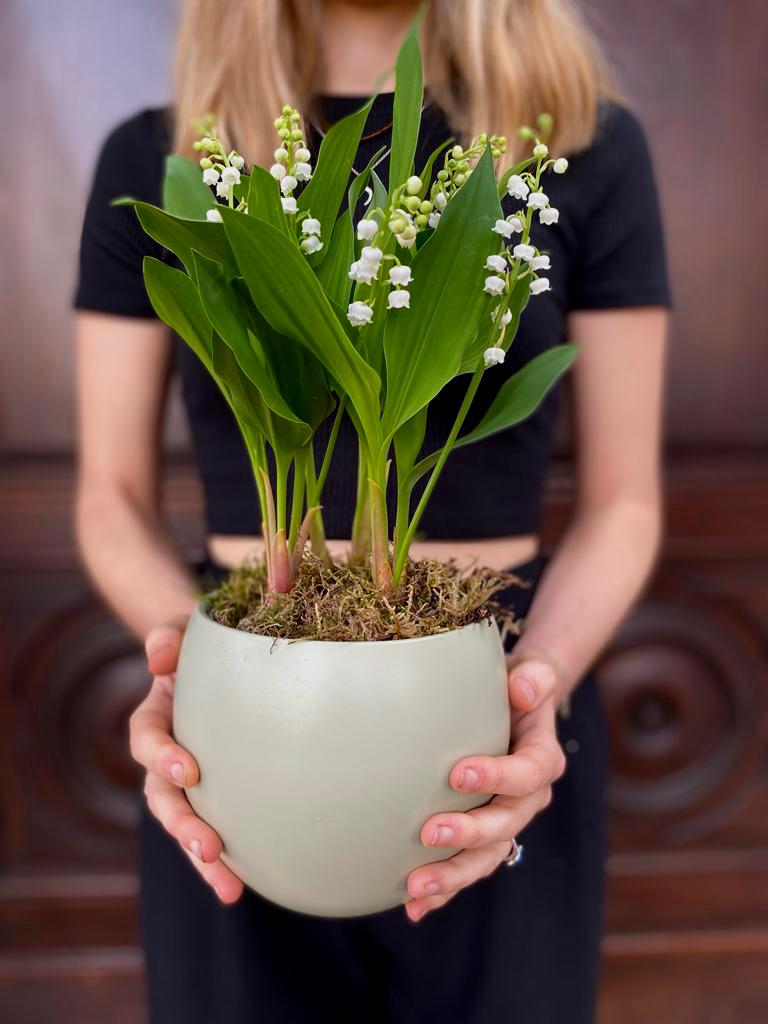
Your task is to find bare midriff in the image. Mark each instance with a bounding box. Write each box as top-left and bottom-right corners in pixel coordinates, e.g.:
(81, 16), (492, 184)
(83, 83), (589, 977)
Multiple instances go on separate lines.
(207, 533), (541, 574)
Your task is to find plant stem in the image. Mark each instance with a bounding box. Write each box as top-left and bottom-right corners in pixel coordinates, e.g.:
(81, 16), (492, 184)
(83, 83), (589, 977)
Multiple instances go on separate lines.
(316, 398), (345, 496)
(288, 449), (307, 552)
(304, 453), (330, 561)
(274, 450), (290, 534)
(393, 364), (484, 585)
(368, 447), (392, 593)
(350, 439), (371, 563)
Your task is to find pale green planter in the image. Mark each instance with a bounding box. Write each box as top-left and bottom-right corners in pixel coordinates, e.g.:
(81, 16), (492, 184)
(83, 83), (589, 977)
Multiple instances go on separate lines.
(173, 605), (511, 917)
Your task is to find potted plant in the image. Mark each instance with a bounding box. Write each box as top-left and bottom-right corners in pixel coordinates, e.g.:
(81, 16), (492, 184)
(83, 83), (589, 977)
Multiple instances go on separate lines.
(117, 27), (575, 917)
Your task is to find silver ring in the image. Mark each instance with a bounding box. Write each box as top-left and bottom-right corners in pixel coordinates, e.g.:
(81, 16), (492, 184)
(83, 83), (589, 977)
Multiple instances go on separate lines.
(503, 838), (524, 867)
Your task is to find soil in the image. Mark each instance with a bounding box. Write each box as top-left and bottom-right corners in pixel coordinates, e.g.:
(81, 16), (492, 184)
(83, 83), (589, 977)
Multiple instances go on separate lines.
(203, 554), (526, 643)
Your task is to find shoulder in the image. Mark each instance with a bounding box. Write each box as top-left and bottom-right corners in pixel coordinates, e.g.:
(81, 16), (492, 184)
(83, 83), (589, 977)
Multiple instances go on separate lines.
(569, 100), (656, 188)
(90, 106), (173, 201)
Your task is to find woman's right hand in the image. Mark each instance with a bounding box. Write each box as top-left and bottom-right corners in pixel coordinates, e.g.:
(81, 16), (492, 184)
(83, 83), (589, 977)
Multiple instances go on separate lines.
(129, 616), (244, 904)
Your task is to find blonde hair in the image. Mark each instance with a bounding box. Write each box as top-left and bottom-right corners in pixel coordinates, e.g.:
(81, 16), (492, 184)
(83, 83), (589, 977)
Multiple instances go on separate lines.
(173, 0), (621, 171)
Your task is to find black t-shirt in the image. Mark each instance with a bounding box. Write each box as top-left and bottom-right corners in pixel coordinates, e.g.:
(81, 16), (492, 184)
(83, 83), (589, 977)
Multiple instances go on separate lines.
(73, 94), (671, 539)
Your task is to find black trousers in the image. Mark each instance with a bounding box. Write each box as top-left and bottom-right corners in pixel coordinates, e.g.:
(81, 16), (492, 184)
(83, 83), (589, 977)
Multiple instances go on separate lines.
(139, 554), (607, 1022)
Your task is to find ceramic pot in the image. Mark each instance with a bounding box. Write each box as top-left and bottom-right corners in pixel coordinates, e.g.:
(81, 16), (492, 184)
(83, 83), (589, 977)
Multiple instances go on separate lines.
(173, 605), (511, 917)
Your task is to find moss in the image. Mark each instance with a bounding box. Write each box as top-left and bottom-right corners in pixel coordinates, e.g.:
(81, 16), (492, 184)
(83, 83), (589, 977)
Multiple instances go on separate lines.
(203, 554), (526, 642)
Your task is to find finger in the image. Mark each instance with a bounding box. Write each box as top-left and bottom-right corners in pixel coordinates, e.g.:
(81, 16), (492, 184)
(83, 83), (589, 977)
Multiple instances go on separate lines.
(418, 791), (546, 851)
(129, 675), (200, 787)
(449, 738), (566, 798)
(181, 847), (244, 905)
(404, 889), (454, 923)
(506, 658), (559, 712)
(144, 772), (223, 863)
(406, 839), (511, 911)
(145, 616), (188, 677)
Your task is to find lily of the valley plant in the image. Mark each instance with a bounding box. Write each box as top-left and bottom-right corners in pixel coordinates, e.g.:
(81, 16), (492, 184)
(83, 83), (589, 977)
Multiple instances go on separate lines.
(116, 29), (576, 596)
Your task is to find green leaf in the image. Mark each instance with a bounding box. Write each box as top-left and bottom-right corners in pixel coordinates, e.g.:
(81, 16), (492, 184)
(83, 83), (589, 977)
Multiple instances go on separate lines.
(210, 332), (270, 435)
(315, 213), (355, 309)
(142, 257), (213, 370)
(370, 170), (388, 216)
(232, 279), (335, 431)
(381, 147), (503, 437)
(162, 155), (215, 220)
(412, 345), (578, 482)
(393, 404), (427, 477)
(115, 199), (238, 275)
(389, 21), (424, 192)
(192, 252), (311, 446)
(220, 209), (382, 446)
(459, 271), (531, 373)
(247, 165), (290, 234)
(297, 98), (374, 262)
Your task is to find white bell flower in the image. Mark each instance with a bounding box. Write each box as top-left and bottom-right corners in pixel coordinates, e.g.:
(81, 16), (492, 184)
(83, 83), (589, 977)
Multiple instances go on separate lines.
(220, 166), (241, 187)
(295, 147), (311, 162)
(270, 163), (287, 180)
(483, 275), (506, 296)
(406, 175), (423, 195)
(281, 196), (297, 214)
(428, 211), (441, 229)
(492, 218), (514, 238)
(280, 174), (298, 195)
(506, 175), (530, 200)
(483, 347), (506, 367)
(389, 265), (412, 286)
(202, 168), (219, 186)
(360, 246), (383, 267)
(356, 218), (378, 241)
(510, 216), (525, 234)
(492, 306), (513, 326)
(347, 301), (374, 327)
(530, 254), (551, 271)
(206, 208), (223, 223)
(539, 207), (559, 225)
(527, 191), (549, 210)
(433, 191), (447, 210)
(230, 155), (245, 170)
(485, 254), (507, 273)
(388, 289), (410, 309)
(294, 162), (312, 182)
(530, 277), (551, 295)
(302, 217), (322, 236)
(300, 236), (323, 254)
(348, 259), (378, 284)
(553, 158), (569, 174)
(274, 148), (289, 162)
(216, 181), (232, 198)
(512, 243), (536, 262)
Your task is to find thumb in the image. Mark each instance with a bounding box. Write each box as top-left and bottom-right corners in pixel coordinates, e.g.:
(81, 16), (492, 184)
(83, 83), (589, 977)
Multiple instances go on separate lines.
(145, 615), (189, 677)
(506, 656), (559, 712)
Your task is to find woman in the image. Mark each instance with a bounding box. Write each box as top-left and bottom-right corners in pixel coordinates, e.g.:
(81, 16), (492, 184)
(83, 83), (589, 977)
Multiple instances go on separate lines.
(73, 0), (670, 1020)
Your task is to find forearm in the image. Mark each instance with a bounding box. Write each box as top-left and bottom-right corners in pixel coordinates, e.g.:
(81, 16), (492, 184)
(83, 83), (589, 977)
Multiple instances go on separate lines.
(514, 498), (662, 698)
(75, 483), (200, 641)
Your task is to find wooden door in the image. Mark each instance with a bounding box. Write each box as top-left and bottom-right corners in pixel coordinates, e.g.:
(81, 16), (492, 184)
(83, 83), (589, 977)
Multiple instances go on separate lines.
(2, 1), (767, 1020)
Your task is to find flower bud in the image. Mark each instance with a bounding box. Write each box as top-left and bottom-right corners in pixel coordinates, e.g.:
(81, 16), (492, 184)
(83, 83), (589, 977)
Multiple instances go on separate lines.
(274, 147), (289, 162)
(278, 127), (291, 140)
(406, 175), (423, 196)
(553, 157), (569, 174)
(533, 143), (549, 159)
(419, 200), (432, 215)
(200, 157), (213, 169)
(388, 216), (408, 234)
(451, 145), (464, 159)
(454, 173), (466, 186)
(290, 129), (303, 141)
(401, 224), (417, 240)
(282, 105), (293, 116)
(437, 169), (448, 182)
(415, 214), (428, 228)
(295, 147), (311, 162)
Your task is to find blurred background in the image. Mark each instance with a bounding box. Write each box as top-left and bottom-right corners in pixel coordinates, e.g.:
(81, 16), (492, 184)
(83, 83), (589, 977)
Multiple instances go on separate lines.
(1, 0), (767, 1020)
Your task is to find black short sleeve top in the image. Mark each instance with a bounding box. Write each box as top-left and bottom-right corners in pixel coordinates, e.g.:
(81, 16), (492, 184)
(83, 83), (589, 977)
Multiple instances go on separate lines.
(73, 95), (671, 539)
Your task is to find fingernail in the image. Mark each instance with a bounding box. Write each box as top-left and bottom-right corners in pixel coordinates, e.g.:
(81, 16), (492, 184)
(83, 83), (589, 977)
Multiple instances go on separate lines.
(423, 881), (440, 895)
(213, 886), (223, 901)
(189, 839), (202, 860)
(171, 762), (185, 786)
(513, 674), (537, 706)
(431, 825), (455, 846)
(459, 767), (481, 790)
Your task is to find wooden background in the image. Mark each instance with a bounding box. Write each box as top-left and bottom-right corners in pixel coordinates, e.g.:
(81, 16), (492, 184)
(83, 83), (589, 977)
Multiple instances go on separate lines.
(2, 0), (767, 1020)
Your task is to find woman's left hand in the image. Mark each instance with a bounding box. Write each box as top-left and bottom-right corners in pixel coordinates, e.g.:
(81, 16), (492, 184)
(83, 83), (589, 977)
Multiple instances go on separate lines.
(404, 657), (567, 923)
